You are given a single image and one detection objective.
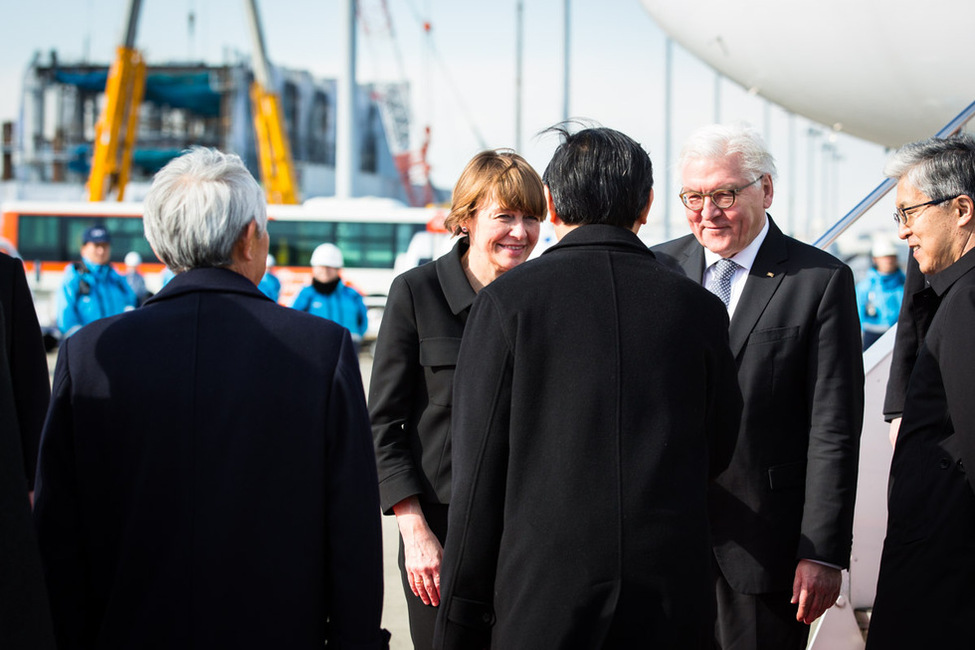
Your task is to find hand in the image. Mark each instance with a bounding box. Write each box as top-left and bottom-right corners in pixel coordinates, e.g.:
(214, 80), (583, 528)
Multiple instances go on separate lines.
(791, 560), (841, 624)
(393, 497), (443, 606)
(889, 417), (902, 449)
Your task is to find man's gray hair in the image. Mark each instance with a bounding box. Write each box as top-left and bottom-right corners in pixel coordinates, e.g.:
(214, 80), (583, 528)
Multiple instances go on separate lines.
(143, 147), (267, 272)
(679, 123), (777, 181)
(884, 133), (975, 203)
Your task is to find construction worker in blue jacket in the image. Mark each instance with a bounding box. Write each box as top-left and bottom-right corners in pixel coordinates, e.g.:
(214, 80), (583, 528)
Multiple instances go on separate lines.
(258, 254), (281, 302)
(57, 226), (137, 338)
(291, 243), (368, 349)
(856, 236), (906, 349)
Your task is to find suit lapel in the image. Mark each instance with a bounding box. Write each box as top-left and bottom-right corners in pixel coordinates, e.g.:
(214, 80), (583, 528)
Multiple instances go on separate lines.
(675, 237), (706, 283)
(728, 220), (788, 357)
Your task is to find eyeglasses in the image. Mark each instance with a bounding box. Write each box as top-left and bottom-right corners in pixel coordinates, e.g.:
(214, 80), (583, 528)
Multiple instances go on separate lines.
(680, 176), (762, 211)
(892, 195), (957, 226)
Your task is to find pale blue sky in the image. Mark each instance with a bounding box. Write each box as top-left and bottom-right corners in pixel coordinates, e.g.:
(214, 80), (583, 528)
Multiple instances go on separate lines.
(0, 0), (892, 243)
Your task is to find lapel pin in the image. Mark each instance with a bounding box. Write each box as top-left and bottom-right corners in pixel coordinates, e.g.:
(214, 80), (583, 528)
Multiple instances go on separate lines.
(766, 272), (775, 278)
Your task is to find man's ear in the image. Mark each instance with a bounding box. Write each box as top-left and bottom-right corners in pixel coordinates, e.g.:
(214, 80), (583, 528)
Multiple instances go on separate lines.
(236, 220), (260, 262)
(630, 189), (654, 234)
(545, 186), (562, 227)
(762, 174), (774, 209)
(149, 246), (166, 267)
(956, 194), (974, 227)
(638, 189), (654, 225)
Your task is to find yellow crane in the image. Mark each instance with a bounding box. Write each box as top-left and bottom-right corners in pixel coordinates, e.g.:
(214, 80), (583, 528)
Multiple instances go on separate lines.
(244, 0), (300, 204)
(87, 0), (146, 202)
(88, 0), (299, 204)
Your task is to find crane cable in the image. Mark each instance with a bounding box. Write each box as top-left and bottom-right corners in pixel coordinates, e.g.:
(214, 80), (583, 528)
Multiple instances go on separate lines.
(398, 0), (488, 150)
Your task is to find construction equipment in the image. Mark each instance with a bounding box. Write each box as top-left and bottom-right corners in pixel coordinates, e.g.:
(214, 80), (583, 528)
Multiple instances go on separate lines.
(244, 0), (300, 204)
(359, 0), (434, 207)
(87, 0), (146, 201)
(88, 0), (300, 204)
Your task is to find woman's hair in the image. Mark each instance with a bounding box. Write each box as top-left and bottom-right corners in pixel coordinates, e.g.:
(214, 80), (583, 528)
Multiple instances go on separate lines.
(143, 147), (267, 272)
(443, 149), (547, 235)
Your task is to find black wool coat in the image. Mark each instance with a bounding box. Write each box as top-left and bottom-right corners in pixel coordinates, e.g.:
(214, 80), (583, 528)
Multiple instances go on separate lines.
(868, 248), (975, 648)
(0, 298), (56, 650)
(370, 238), (475, 513)
(33, 268), (387, 650)
(436, 225), (742, 649)
(0, 252), (50, 488)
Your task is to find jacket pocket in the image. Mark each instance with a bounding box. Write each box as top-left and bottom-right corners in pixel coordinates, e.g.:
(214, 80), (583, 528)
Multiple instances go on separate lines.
(749, 325), (799, 345)
(420, 337), (462, 406)
(767, 460), (806, 491)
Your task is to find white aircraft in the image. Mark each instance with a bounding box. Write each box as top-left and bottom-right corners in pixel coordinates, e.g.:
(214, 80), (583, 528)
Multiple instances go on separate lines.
(642, 0), (975, 148)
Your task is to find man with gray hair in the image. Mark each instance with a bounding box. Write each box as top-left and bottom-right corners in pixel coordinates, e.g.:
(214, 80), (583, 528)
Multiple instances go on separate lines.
(866, 134), (975, 648)
(33, 147), (389, 649)
(653, 123), (863, 649)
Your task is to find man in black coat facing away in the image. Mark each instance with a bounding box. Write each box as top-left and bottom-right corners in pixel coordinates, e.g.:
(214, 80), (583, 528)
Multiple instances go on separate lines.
(434, 126), (742, 649)
(652, 123), (864, 649)
(0, 258), (56, 649)
(33, 147), (389, 650)
(0, 251), (51, 494)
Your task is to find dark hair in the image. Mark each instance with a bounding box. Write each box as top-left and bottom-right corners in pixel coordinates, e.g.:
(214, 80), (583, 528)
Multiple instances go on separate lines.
(444, 149), (546, 236)
(541, 124), (653, 228)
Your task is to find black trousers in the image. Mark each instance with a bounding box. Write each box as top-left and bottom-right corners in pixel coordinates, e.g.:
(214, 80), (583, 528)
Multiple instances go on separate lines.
(714, 566), (810, 650)
(397, 502), (449, 650)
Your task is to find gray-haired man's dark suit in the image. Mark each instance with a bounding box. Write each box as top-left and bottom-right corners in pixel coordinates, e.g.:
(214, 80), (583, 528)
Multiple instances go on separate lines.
(652, 217), (863, 633)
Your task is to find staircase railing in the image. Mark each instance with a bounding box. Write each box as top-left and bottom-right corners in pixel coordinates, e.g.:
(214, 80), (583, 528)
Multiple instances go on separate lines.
(813, 99), (975, 251)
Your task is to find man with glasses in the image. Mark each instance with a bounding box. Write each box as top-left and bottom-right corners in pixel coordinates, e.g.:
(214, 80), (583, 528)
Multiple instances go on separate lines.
(653, 123), (863, 649)
(866, 135), (975, 648)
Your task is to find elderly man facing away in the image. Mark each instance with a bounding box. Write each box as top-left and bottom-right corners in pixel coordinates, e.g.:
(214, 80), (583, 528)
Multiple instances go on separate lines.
(33, 147), (389, 650)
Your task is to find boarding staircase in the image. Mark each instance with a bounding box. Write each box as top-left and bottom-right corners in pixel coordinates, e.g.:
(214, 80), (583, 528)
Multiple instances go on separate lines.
(805, 100), (975, 649)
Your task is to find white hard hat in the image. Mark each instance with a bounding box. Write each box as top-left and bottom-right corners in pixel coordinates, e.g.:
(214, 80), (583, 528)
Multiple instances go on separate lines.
(310, 243), (344, 268)
(266, 254), (276, 269)
(124, 251), (142, 266)
(871, 237), (898, 258)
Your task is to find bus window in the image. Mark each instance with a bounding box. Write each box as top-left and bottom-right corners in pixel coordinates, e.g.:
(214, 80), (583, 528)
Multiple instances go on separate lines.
(16, 214), (158, 264)
(266, 220), (425, 269)
(18, 215), (61, 261)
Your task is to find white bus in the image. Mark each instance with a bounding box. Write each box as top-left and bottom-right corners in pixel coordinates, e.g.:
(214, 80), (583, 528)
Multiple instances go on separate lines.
(2, 197), (450, 336)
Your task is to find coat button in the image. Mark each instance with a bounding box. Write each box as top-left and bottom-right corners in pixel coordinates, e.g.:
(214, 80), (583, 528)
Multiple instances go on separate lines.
(940, 458), (951, 469)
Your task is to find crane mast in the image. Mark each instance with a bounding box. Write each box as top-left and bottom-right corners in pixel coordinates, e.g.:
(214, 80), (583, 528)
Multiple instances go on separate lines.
(244, 0), (300, 204)
(87, 0), (300, 204)
(87, 0), (146, 202)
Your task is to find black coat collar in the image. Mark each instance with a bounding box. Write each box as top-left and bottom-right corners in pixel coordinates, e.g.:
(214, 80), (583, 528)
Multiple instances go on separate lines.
(145, 267), (269, 306)
(436, 237), (476, 317)
(728, 217), (788, 357)
(543, 224), (653, 256)
(928, 246), (975, 296)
